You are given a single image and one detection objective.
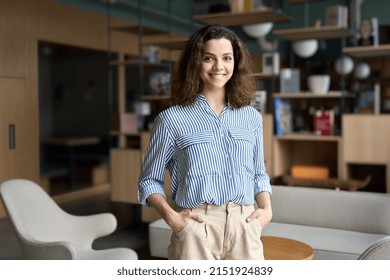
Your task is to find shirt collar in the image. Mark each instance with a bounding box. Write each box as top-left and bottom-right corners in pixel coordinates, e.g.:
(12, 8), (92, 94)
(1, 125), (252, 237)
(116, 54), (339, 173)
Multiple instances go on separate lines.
(197, 94), (231, 109)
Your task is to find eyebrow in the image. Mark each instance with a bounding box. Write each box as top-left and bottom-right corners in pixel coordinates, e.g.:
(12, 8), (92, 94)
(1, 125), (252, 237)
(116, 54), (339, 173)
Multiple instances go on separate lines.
(203, 52), (233, 56)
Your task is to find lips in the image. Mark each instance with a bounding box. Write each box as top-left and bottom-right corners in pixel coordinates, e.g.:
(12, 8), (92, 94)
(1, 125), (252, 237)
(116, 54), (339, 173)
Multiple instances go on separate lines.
(209, 73), (225, 79)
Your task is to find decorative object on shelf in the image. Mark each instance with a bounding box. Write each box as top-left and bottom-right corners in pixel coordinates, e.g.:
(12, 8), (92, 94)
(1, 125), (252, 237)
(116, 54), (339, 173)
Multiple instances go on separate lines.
(262, 52), (279, 75)
(243, 22), (273, 37)
(354, 62), (371, 79)
(274, 98), (293, 136)
(229, 0), (251, 13)
(308, 74), (330, 94)
(133, 101), (151, 116)
(334, 55), (354, 75)
(313, 109), (334, 136)
(292, 39), (318, 58)
(358, 17), (379, 46)
(280, 68), (300, 93)
(143, 45), (160, 63)
(133, 100), (152, 131)
(149, 72), (170, 95)
(325, 5), (348, 28)
(291, 164), (330, 180)
(112, 113), (138, 134)
(251, 90), (267, 114)
(241, 1), (277, 52)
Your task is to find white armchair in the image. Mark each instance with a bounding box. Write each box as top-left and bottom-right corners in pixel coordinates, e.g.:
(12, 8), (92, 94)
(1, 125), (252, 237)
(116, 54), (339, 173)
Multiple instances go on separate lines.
(0, 179), (138, 260)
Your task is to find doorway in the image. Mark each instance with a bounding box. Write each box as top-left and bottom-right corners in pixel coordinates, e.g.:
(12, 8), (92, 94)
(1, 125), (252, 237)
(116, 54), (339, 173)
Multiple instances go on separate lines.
(38, 41), (112, 195)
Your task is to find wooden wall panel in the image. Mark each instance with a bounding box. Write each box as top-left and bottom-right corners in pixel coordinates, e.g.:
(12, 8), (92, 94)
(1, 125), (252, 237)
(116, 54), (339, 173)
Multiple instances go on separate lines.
(343, 115), (390, 192)
(110, 148), (141, 204)
(0, 0), (139, 55)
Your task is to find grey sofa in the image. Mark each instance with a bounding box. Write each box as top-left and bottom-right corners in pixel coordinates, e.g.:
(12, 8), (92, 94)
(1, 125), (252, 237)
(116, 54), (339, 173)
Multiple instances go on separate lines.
(148, 185), (390, 260)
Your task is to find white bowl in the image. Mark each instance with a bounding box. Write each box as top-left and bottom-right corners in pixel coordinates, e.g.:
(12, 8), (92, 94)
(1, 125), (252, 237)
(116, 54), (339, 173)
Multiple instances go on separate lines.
(334, 55), (354, 75)
(292, 39), (318, 58)
(308, 75), (330, 94)
(243, 22), (273, 38)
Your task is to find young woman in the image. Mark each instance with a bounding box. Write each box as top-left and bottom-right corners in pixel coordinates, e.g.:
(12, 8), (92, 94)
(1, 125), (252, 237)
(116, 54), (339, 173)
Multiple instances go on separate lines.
(138, 24), (272, 260)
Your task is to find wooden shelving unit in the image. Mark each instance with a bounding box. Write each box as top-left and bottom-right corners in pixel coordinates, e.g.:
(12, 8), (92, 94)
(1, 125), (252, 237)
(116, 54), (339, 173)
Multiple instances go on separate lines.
(252, 72), (274, 79)
(273, 26), (353, 41)
(146, 39), (187, 50)
(111, 24), (187, 51)
(276, 134), (341, 142)
(109, 131), (141, 137)
(193, 8), (290, 26)
(140, 95), (171, 101)
(343, 44), (390, 58)
(272, 91), (349, 99)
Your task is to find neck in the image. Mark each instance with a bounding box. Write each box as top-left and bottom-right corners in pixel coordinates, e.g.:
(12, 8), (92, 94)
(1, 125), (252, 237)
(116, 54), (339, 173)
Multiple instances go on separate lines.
(203, 89), (227, 116)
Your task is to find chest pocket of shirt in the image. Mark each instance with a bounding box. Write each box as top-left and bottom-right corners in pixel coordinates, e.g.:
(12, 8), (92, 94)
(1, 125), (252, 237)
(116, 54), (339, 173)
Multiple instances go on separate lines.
(176, 130), (213, 150)
(176, 130), (214, 176)
(228, 128), (255, 146)
(228, 128), (256, 173)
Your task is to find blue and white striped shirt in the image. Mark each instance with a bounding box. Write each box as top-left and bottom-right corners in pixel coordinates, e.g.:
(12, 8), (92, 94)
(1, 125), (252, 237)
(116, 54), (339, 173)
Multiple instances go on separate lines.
(138, 94), (272, 209)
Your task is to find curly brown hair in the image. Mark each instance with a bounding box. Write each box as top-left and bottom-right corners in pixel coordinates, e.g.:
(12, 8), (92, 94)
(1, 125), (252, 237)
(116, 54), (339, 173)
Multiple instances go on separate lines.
(170, 24), (256, 108)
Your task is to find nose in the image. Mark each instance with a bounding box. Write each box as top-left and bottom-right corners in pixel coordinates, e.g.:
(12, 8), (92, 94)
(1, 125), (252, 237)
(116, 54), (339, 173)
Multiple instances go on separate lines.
(213, 58), (223, 70)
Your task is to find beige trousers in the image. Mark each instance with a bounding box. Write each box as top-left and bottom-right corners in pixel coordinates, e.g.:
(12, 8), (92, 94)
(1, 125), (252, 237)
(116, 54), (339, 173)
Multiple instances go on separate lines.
(168, 203), (264, 260)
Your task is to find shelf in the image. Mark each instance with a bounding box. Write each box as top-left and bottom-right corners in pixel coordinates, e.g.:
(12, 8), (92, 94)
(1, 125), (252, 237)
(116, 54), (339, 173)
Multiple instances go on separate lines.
(110, 131), (141, 137)
(110, 25), (167, 36)
(109, 59), (172, 67)
(289, 0), (322, 3)
(343, 44), (390, 58)
(143, 38), (187, 50)
(140, 95), (171, 101)
(272, 91), (349, 99)
(193, 8), (290, 26)
(275, 133), (341, 142)
(273, 26), (353, 41)
(252, 72), (275, 79)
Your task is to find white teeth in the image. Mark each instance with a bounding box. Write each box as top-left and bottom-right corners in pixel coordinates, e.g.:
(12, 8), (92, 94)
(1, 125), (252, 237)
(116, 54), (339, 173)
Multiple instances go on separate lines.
(210, 74), (224, 78)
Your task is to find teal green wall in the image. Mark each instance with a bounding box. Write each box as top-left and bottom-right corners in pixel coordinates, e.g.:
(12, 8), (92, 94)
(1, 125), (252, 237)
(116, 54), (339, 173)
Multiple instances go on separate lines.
(361, 0), (390, 24)
(55, 0), (390, 55)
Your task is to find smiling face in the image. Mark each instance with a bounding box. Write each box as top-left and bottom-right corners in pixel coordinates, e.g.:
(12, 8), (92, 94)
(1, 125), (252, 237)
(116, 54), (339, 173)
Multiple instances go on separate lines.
(200, 38), (234, 94)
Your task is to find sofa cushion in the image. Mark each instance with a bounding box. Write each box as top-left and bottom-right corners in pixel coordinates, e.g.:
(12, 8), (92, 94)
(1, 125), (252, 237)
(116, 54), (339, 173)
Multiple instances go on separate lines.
(262, 222), (387, 260)
(149, 219), (171, 259)
(271, 186), (390, 235)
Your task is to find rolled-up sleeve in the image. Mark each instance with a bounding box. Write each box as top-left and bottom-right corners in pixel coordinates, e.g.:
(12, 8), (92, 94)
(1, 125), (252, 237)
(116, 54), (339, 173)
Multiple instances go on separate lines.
(253, 115), (272, 196)
(138, 115), (174, 206)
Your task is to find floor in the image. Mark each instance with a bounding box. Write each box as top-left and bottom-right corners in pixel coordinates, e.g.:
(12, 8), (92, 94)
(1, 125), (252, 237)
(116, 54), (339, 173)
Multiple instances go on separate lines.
(0, 189), (161, 260)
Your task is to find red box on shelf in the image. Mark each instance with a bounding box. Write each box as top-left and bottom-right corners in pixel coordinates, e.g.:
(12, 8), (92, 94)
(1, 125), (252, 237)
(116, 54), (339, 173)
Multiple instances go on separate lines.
(314, 109), (334, 136)
(112, 113), (138, 133)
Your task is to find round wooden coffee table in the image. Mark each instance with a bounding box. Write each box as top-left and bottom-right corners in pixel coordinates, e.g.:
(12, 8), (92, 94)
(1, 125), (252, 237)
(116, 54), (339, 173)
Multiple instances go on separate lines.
(261, 236), (314, 260)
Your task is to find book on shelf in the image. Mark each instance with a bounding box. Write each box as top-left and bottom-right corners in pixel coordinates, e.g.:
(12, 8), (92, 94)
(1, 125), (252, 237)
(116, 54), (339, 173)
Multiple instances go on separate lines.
(274, 98), (293, 136)
(325, 5), (348, 28)
(251, 90), (267, 114)
(313, 109), (334, 136)
(279, 68), (300, 94)
(356, 83), (381, 114)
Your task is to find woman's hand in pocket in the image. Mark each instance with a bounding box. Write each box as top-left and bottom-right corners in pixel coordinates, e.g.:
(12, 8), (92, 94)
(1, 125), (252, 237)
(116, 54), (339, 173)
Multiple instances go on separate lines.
(168, 210), (204, 233)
